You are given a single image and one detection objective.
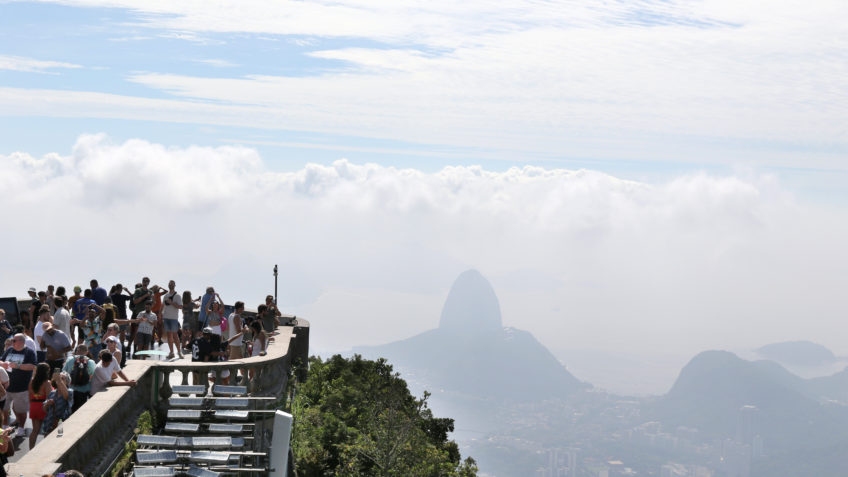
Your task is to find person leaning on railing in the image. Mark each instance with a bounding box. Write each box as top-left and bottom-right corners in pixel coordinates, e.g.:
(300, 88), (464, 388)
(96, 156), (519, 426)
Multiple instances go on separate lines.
(0, 426), (15, 476)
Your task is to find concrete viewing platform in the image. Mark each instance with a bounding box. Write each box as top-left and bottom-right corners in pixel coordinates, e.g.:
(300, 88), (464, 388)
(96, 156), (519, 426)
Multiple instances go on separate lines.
(7, 318), (309, 477)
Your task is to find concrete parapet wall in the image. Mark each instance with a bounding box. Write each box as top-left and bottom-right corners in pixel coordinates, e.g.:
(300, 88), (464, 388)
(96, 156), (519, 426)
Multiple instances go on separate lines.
(8, 319), (310, 477)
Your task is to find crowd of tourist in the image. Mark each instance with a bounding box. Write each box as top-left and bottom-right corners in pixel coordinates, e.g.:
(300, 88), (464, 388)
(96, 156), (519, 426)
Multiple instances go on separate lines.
(0, 277), (287, 469)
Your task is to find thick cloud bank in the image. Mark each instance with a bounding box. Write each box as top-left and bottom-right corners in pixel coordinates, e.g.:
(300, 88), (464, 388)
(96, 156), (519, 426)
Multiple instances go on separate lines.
(1, 135), (846, 355)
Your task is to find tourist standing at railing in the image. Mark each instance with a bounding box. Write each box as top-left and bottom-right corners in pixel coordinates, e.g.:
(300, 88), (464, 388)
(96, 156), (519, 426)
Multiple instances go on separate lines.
(13, 326), (37, 354)
(109, 283), (132, 347)
(198, 286), (215, 330)
(181, 290), (200, 353)
(90, 279), (108, 306)
(0, 310), (11, 347)
(247, 320), (266, 381)
(190, 327), (229, 384)
(46, 285), (56, 315)
(32, 306), (53, 363)
(40, 323), (72, 373)
(67, 286), (82, 320)
(261, 295), (282, 332)
(105, 335), (122, 365)
(250, 320), (267, 357)
(134, 302), (157, 357)
(150, 284), (166, 346)
(28, 362), (51, 449)
(42, 370), (72, 436)
(63, 344), (95, 413)
(130, 279), (153, 353)
(25, 289), (37, 334)
(28, 290), (49, 338)
(227, 302), (245, 360)
(1, 334), (38, 438)
(72, 305), (104, 361)
(162, 280), (183, 359)
(55, 285), (66, 303)
(71, 289), (95, 346)
(0, 426), (13, 476)
(90, 349), (136, 395)
(205, 293), (225, 336)
(52, 296), (71, 343)
(0, 364), (8, 427)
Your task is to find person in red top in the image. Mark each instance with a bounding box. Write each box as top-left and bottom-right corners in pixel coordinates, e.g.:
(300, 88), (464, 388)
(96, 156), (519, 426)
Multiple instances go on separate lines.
(28, 362), (51, 449)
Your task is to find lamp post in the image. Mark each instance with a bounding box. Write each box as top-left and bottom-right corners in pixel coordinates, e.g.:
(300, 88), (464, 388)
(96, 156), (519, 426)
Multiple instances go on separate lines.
(273, 264), (278, 305)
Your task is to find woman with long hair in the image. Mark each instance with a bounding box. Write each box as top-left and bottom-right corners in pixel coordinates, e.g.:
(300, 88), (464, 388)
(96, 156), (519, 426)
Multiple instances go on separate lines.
(28, 362), (52, 449)
(204, 294), (224, 336)
(181, 290), (199, 352)
(247, 321), (266, 381)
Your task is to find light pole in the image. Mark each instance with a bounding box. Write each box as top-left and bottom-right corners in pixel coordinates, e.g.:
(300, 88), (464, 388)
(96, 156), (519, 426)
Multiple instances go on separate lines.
(273, 264), (278, 306)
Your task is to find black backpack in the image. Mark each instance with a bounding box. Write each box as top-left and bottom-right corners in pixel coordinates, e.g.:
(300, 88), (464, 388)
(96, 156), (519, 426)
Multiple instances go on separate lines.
(70, 356), (90, 386)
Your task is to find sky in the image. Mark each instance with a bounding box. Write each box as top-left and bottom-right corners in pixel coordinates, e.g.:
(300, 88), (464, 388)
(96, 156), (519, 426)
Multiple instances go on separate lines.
(2, 0), (848, 384)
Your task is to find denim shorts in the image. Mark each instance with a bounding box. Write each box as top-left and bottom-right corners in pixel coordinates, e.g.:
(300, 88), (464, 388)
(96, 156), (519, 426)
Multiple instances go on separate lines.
(163, 319), (179, 332)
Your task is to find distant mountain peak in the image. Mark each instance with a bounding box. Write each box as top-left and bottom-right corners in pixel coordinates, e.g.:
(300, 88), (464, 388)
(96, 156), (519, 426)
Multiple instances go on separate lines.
(755, 340), (837, 367)
(438, 269), (503, 333)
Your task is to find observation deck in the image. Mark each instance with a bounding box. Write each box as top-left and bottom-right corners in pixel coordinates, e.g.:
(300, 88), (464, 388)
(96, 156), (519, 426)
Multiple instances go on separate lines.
(6, 317), (309, 476)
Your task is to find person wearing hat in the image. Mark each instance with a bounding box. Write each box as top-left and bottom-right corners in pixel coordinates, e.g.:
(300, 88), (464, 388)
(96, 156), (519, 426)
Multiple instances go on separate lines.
(90, 349), (136, 395)
(68, 286), (82, 311)
(41, 322), (72, 373)
(105, 335), (122, 364)
(189, 328), (213, 384)
(188, 327), (230, 384)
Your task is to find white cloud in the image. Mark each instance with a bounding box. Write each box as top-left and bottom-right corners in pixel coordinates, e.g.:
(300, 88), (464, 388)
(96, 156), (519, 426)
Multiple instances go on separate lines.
(195, 59), (238, 68)
(0, 55), (82, 73)
(2, 135), (847, 356)
(7, 0), (846, 169)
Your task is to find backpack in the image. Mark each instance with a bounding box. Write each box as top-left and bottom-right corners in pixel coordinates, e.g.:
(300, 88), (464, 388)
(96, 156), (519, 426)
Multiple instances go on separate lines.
(221, 313), (229, 333)
(70, 356), (90, 386)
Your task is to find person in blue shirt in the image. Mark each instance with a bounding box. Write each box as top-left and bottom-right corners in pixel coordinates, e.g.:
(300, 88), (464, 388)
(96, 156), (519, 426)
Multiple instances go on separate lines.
(72, 290), (96, 345)
(90, 279), (108, 306)
(198, 286), (215, 329)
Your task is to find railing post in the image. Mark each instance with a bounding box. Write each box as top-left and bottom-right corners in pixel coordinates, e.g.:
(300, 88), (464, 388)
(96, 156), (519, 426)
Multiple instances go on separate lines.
(159, 369), (173, 401)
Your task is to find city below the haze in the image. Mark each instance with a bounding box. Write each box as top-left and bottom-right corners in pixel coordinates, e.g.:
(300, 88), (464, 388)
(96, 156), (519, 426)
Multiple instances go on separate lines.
(351, 271), (848, 477)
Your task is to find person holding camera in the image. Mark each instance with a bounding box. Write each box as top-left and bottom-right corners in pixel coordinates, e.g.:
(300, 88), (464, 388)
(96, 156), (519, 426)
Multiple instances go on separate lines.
(42, 369), (72, 436)
(162, 280), (183, 359)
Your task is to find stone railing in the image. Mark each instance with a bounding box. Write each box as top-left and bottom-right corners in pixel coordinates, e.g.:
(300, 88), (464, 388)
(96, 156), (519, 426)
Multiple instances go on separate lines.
(7, 318), (309, 476)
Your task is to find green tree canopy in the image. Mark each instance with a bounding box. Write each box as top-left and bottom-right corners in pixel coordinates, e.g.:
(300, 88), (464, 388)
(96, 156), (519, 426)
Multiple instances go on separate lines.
(292, 354), (478, 477)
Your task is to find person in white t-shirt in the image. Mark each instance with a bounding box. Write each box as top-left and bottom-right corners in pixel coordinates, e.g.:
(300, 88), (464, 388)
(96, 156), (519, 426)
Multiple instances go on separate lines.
(33, 306), (53, 353)
(161, 280), (183, 359)
(90, 350), (136, 395)
(134, 303), (157, 357)
(52, 297), (72, 344)
(23, 333), (38, 354)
